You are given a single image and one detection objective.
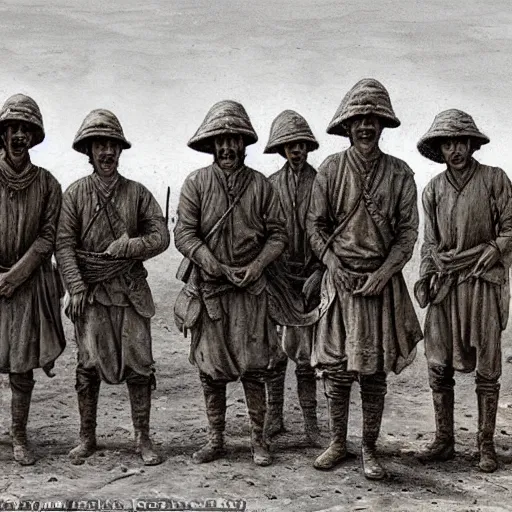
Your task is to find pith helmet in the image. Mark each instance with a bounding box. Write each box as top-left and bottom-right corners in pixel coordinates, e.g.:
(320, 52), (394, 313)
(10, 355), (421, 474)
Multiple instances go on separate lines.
(0, 94), (45, 147)
(417, 109), (490, 163)
(188, 100), (258, 154)
(72, 109), (131, 154)
(327, 78), (400, 137)
(264, 110), (319, 156)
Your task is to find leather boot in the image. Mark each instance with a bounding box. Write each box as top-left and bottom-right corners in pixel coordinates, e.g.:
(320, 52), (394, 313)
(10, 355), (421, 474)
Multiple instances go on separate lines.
(417, 390), (455, 462)
(70, 366), (101, 464)
(193, 374), (227, 464)
(360, 374), (387, 481)
(477, 381), (499, 473)
(314, 375), (351, 470)
(127, 377), (162, 466)
(264, 359), (286, 438)
(243, 378), (271, 467)
(296, 366), (321, 447)
(10, 373), (36, 466)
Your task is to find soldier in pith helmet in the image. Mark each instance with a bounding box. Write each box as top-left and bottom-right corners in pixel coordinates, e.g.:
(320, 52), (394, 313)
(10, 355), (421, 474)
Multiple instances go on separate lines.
(307, 79), (422, 480)
(174, 100), (288, 466)
(263, 110), (324, 446)
(57, 109), (170, 465)
(0, 94), (65, 465)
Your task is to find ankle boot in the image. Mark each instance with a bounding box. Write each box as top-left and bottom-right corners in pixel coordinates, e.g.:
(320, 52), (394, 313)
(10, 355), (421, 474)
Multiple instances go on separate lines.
(314, 376), (351, 470)
(243, 378), (271, 466)
(417, 390), (455, 462)
(264, 361), (286, 438)
(361, 388), (387, 481)
(193, 375), (227, 464)
(296, 367), (321, 447)
(127, 379), (162, 466)
(10, 373), (36, 466)
(477, 386), (499, 473)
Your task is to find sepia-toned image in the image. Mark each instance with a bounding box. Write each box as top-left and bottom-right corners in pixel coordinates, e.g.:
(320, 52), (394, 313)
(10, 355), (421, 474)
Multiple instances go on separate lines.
(1, 1), (512, 511)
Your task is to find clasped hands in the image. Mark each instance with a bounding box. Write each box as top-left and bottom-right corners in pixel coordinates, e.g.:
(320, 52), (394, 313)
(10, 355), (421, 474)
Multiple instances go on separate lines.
(209, 259), (264, 288)
(324, 251), (390, 296)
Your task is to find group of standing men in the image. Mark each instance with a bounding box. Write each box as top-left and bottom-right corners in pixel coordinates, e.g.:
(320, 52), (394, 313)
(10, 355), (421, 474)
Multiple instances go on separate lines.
(0, 78), (511, 482)
(174, 78), (512, 479)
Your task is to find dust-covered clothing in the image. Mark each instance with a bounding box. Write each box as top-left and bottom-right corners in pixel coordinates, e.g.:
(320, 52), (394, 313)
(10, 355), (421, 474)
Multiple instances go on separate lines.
(420, 159), (512, 380)
(0, 158), (65, 375)
(269, 162), (320, 365)
(307, 146), (422, 375)
(56, 173), (169, 384)
(174, 164), (287, 381)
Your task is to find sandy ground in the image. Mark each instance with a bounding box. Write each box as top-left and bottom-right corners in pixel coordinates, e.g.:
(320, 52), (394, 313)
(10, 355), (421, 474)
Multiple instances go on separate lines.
(1, 1), (512, 511)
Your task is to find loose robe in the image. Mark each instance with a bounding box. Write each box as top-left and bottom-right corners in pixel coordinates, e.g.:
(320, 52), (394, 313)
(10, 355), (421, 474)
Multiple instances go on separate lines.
(174, 164), (287, 381)
(57, 173), (169, 384)
(307, 147), (422, 375)
(420, 159), (512, 380)
(269, 162), (320, 365)
(0, 165), (65, 374)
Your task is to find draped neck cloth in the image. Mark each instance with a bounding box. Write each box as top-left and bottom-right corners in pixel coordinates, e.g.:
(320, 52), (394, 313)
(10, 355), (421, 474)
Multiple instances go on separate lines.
(0, 151), (39, 192)
(91, 171), (120, 203)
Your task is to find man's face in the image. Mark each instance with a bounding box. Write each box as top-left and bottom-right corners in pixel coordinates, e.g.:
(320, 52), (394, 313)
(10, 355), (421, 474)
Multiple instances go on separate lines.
(90, 137), (122, 179)
(2, 122), (34, 168)
(284, 141), (308, 172)
(348, 115), (383, 155)
(440, 137), (472, 171)
(214, 134), (244, 172)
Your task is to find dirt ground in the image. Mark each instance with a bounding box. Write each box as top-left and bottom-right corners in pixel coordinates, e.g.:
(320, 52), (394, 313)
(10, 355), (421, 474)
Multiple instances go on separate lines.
(1, 252), (512, 512)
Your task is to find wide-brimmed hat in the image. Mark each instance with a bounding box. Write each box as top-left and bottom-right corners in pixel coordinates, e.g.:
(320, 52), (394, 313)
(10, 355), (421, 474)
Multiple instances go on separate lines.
(73, 109), (131, 154)
(264, 110), (319, 156)
(188, 100), (258, 154)
(417, 109), (490, 163)
(327, 78), (400, 137)
(0, 94), (45, 147)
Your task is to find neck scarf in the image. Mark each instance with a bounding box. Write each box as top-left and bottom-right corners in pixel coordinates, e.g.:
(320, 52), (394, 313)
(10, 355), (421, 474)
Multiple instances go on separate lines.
(0, 150), (39, 192)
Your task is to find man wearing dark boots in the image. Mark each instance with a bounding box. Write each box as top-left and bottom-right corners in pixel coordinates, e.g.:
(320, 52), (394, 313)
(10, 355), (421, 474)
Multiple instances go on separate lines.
(174, 100), (287, 466)
(307, 79), (423, 480)
(415, 109), (512, 472)
(57, 109), (170, 466)
(264, 110), (323, 446)
(0, 94), (65, 465)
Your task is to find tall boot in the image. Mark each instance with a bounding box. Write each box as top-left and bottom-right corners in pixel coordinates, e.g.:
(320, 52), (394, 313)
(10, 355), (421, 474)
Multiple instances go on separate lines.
(313, 374), (351, 470)
(193, 373), (227, 464)
(417, 390), (455, 462)
(243, 377), (271, 467)
(360, 373), (387, 481)
(264, 359), (287, 438)
(127, 375), (162, 466)
(296, 365), (321, 447)
(10, 372), (36, 466)
(476, 376), (499, 473)
(69, 367), (100, 464)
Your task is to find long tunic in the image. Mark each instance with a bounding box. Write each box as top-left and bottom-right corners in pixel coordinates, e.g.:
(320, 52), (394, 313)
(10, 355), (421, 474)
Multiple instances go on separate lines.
(420, 159), (512, 380)
(57, 173), (169, 384)
(269, 162), (320, 365)
(307, 147), (422, 375)
(174, 164), (287, 381)
(0, 165), (65, 375)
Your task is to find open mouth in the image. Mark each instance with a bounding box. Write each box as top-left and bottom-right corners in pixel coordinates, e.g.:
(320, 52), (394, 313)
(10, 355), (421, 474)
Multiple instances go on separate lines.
(11, 140), (27, 155)
(357, 131), (376, 143)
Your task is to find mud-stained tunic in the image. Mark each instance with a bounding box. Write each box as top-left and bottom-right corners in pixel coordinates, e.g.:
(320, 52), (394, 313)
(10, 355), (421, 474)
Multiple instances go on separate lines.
(57, 174), (169, 384)
(174, 164), (287, 381)
(269, 162), (320, 364)
(307, 147), (422, 375)
(420, 160), (512, 380)
(0, 166), (65, 374)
